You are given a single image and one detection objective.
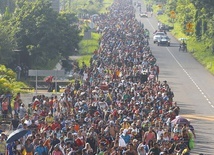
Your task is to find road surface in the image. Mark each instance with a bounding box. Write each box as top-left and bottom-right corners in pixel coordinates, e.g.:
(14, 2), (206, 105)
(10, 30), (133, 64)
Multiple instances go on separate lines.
(135, 1), (214, 154)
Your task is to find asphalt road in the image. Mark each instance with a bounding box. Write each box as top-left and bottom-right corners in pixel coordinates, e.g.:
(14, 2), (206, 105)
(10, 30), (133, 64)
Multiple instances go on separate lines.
(135, 1), (214, 154)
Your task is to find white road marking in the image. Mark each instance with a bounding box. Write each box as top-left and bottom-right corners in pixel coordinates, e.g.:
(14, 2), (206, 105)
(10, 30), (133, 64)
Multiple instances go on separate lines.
(146, 18), (213, 108)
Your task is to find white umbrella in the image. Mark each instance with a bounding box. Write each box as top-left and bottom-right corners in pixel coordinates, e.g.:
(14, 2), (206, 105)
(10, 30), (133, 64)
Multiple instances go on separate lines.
(91, 14), (99, 17)
(80, 92), (86, 96)
(179, 38), (188, 41)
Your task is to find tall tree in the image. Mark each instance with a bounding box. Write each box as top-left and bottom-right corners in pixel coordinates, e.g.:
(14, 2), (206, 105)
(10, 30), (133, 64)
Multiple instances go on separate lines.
(0, 0), (16, 14)
(0, 25), (15, 66)
(6, 0), (81, 69)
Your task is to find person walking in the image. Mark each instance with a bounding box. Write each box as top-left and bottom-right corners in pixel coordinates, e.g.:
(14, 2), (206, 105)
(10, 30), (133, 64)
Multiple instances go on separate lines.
(2, 98), (9, 120)
(34, 140), (48, 155)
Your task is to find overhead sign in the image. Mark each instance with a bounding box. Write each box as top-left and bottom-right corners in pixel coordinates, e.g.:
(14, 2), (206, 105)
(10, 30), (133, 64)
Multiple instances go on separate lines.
(28, 70), (65, 77)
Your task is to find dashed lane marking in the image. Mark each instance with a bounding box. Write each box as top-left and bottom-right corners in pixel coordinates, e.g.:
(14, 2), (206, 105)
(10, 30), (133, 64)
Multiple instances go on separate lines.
(146, 18), (214, 109)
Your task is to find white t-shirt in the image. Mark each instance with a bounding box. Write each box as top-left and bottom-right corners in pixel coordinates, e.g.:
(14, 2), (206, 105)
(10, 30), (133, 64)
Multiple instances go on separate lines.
(157, 130), (164, 140)
(83, 72), (88, 81)
(24, 119), (32, 127)
(163, 136), (170, 141)
(119, 136), (127, 147)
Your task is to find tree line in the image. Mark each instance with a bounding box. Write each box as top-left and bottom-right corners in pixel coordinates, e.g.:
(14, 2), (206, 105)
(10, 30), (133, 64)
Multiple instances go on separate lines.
(151, 0), (214, 49)
(0, 0), (81, 70)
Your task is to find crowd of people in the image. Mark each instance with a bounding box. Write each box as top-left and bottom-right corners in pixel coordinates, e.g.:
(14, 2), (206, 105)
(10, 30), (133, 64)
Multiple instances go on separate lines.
(0, 0), (197, 155)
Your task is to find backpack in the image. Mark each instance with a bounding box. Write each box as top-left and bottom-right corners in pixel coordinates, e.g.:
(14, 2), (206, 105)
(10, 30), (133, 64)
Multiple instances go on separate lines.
(41, 146), (48, 155)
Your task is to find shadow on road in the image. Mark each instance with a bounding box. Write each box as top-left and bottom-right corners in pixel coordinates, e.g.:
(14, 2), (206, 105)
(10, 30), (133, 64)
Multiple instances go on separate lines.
(169, 43), (181, 47)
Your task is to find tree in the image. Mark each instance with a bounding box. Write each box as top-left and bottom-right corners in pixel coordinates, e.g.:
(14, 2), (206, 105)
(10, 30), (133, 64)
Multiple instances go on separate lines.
(5, 0), (81, 69)
(0, 25), (15, 66)
(57, 12), (81, 58)
(0, 0), (16, 14)
(0, 65), (27, 94)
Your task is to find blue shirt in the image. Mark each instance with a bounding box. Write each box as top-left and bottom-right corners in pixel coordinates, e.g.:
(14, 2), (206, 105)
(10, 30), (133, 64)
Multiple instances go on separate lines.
(7, 142), (15, 155)
(121, 134), (131, 144)
(35, 146), (48, 155)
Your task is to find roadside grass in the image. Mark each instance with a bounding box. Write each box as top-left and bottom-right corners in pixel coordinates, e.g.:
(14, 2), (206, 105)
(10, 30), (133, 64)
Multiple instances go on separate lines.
(76, 55), (91, 68)
(79, 32), (100, 55)
(76, 0), (113, 66)
(152, 4), (214, 74)
(77, 32), (100, 67)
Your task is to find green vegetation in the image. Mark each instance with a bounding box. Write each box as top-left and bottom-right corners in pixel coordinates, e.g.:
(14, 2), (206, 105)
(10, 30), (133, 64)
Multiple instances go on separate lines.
(0, 0), (82, 95)
(100, 0), (114, 13)
(0, 0), (16, 14)
(61, 0), (113, 15)
(79, 32), (100, 55)
(150, 0), (214, 74)
(0, 0), (81, 70)
(71, 0), (113, 67)
(0, 0), (113, 94)
(0, 65), (28, 94)
(77, 55), (92, 68)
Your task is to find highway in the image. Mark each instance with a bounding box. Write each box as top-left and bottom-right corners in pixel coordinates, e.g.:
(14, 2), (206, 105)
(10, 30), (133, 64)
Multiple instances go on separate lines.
(135, 1), (214, 154)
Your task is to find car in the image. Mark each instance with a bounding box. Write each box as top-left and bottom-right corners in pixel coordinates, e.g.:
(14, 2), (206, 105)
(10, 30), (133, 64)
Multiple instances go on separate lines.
(157, 10), (164, 15)
(160, 24), (174, 31)
(139, 12), (148, 18)
(157, 35), (170, 46)
(153, 31), (165, 43)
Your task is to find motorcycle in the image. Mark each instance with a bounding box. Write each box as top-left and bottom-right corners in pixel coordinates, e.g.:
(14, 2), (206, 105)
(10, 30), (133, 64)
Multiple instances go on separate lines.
(179, 44), (187, 52)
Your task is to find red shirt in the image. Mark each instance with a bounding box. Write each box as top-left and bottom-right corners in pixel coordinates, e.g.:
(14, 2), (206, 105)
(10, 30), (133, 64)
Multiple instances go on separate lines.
(51, 122), (61, 130)
(75, 138), (84, 146)
(38, 123), (47, 131)
(40, 110), (48, 117)
(49, 100), (54, 108)
(33, 101), (40, 110)
(2, 101), (8, 111)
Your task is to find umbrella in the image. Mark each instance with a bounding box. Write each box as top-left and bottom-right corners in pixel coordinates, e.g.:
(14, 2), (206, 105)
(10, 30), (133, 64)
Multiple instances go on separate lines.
(91, 14), (99, 17)
(6, 129), (29, 143)
(80, 92), (86, 96)
(171, 116), (189, 125)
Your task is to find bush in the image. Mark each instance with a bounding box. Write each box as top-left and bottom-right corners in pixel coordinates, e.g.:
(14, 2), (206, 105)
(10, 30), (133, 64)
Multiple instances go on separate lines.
(0, 65), (28, 94)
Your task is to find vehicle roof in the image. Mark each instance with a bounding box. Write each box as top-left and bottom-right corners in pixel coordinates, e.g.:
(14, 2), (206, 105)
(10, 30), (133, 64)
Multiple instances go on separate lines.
(154, 32), (165, 35)
(161, 35), (169, 38)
